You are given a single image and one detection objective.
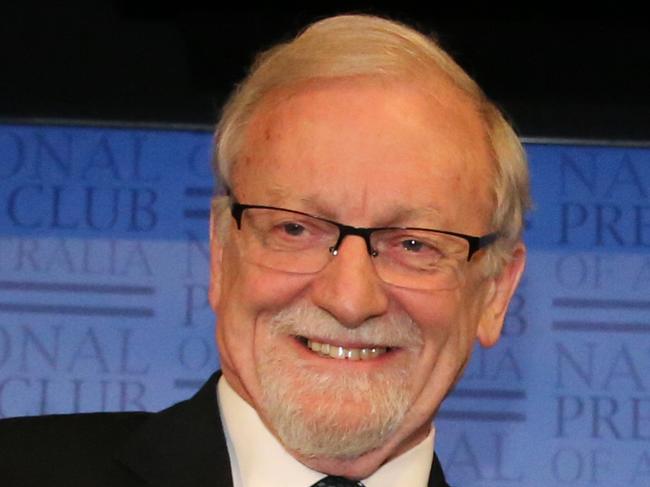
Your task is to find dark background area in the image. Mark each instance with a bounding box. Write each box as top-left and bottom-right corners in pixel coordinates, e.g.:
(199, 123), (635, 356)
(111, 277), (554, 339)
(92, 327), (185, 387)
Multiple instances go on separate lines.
(2, 2), (649, 140)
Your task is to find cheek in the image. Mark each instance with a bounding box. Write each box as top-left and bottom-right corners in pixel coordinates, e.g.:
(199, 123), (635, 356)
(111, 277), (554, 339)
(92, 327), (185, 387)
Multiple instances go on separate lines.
(222, 265), (313, 320)
(220, 235), (292, 305)
(391, 285), (483, 370)
(385, 289), (475, 418)
(393, 288), (461, 340)
(215, 241), (315, 404)
(217, 240), (313, 351)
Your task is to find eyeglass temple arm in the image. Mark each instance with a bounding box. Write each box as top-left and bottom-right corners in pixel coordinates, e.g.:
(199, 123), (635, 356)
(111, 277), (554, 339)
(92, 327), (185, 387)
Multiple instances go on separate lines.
(467, 233), (499, 261)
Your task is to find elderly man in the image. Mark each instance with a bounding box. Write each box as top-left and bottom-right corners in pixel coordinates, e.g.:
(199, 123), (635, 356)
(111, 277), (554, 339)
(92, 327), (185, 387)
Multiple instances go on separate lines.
(0, 14), (528, 487)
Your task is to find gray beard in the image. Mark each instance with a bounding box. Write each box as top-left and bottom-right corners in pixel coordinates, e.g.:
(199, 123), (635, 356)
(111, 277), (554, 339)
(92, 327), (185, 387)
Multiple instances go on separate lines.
(257, 303), (423, 459)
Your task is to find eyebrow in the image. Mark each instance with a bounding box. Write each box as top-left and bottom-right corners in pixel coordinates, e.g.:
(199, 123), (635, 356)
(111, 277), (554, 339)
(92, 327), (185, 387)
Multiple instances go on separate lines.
(385, 204), (443, 225)
(263, 185), (291, 200)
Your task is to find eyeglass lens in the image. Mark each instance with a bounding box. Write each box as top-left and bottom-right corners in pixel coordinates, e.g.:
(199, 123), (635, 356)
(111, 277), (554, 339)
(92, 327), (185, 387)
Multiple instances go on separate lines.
(237, 207), (469, 290)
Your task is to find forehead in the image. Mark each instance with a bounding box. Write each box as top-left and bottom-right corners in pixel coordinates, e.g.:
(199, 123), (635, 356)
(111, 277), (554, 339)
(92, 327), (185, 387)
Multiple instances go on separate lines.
(233, 77), (494, 231)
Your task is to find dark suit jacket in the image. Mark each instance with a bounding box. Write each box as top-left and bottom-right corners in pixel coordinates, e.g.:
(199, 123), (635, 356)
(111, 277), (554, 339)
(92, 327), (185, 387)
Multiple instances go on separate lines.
(0, 372), (449, 486)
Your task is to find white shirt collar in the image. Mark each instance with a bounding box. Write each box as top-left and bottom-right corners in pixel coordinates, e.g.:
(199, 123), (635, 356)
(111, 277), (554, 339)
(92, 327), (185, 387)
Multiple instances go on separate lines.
(217, 375), (435, 487)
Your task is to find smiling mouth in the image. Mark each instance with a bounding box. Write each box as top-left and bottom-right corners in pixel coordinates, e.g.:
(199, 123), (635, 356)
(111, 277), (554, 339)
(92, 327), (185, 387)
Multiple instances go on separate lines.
(296, 336), (389, 360)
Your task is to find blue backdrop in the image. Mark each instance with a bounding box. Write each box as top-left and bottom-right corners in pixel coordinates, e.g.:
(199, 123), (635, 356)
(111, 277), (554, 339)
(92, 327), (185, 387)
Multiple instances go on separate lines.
(1, 123), (649, 485)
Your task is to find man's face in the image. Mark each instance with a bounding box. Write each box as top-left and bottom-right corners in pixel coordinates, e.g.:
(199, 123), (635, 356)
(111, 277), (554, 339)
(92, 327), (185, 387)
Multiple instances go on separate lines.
(210, 77), (524, 477)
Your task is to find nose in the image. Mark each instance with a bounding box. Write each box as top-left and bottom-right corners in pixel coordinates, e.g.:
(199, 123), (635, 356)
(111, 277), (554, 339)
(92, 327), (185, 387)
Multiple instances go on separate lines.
(309, 235), (389, 327)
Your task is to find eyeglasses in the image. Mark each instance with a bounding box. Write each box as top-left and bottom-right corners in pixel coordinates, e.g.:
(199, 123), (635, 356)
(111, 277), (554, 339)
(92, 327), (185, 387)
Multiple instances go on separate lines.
(230, 202), (498, 291)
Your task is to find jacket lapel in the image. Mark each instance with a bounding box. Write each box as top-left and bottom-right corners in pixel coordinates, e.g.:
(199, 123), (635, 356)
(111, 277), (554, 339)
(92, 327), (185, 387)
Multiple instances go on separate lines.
(115, 372), (232, 487)
(428, 453), (450, 487)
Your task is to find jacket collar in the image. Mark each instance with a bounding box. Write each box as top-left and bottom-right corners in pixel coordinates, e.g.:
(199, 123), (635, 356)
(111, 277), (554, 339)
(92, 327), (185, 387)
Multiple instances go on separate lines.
(114, 371), (448, 487)
(116, 371), (232, 487)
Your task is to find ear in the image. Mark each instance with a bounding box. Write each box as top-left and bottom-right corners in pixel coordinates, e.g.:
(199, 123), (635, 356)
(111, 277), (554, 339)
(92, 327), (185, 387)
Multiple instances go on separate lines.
(477, 243), (526, 347)
(208, 210), (225, 311)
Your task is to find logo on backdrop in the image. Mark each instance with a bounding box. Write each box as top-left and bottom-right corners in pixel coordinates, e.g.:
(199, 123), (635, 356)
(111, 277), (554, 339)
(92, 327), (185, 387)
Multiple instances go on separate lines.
(0, 126), (216, 417)
(545, 147), (650, 484)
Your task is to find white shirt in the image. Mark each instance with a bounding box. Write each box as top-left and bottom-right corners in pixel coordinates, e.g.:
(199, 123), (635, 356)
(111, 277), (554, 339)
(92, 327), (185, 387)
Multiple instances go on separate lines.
(217, 376), (435, 487)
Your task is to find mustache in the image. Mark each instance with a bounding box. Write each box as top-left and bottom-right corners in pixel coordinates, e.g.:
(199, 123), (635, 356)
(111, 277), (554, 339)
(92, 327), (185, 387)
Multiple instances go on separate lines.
(268, 302), (423, 349)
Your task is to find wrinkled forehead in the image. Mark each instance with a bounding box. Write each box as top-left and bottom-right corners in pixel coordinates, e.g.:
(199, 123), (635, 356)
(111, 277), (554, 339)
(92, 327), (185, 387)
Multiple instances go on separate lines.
(231, 77), (495, 230)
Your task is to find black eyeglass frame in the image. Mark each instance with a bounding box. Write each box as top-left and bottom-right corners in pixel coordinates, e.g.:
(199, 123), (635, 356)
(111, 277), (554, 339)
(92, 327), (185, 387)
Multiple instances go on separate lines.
(231, 202), (499, 261)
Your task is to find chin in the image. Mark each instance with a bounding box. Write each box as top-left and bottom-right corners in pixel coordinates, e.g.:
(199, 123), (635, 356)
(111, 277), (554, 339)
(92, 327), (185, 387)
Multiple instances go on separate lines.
(260, 360), (413, 459)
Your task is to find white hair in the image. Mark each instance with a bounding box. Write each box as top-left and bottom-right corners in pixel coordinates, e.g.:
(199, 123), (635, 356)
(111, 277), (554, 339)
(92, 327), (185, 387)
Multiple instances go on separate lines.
(213, 14), (531, 274)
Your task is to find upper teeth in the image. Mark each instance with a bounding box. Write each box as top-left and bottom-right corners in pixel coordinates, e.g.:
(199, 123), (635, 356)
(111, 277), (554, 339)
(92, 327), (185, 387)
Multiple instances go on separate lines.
(307, 339), (387, 360)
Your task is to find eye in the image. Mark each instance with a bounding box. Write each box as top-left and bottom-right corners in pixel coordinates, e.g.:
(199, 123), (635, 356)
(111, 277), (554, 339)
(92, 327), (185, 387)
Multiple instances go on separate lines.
(265, 216), (335, 251)
(402, 239), (425, 252)
(373, 228), (467, 273)
(271, 218), (325, 241)
(282, 222), (305, 236)
(378, 231), (445, 260)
